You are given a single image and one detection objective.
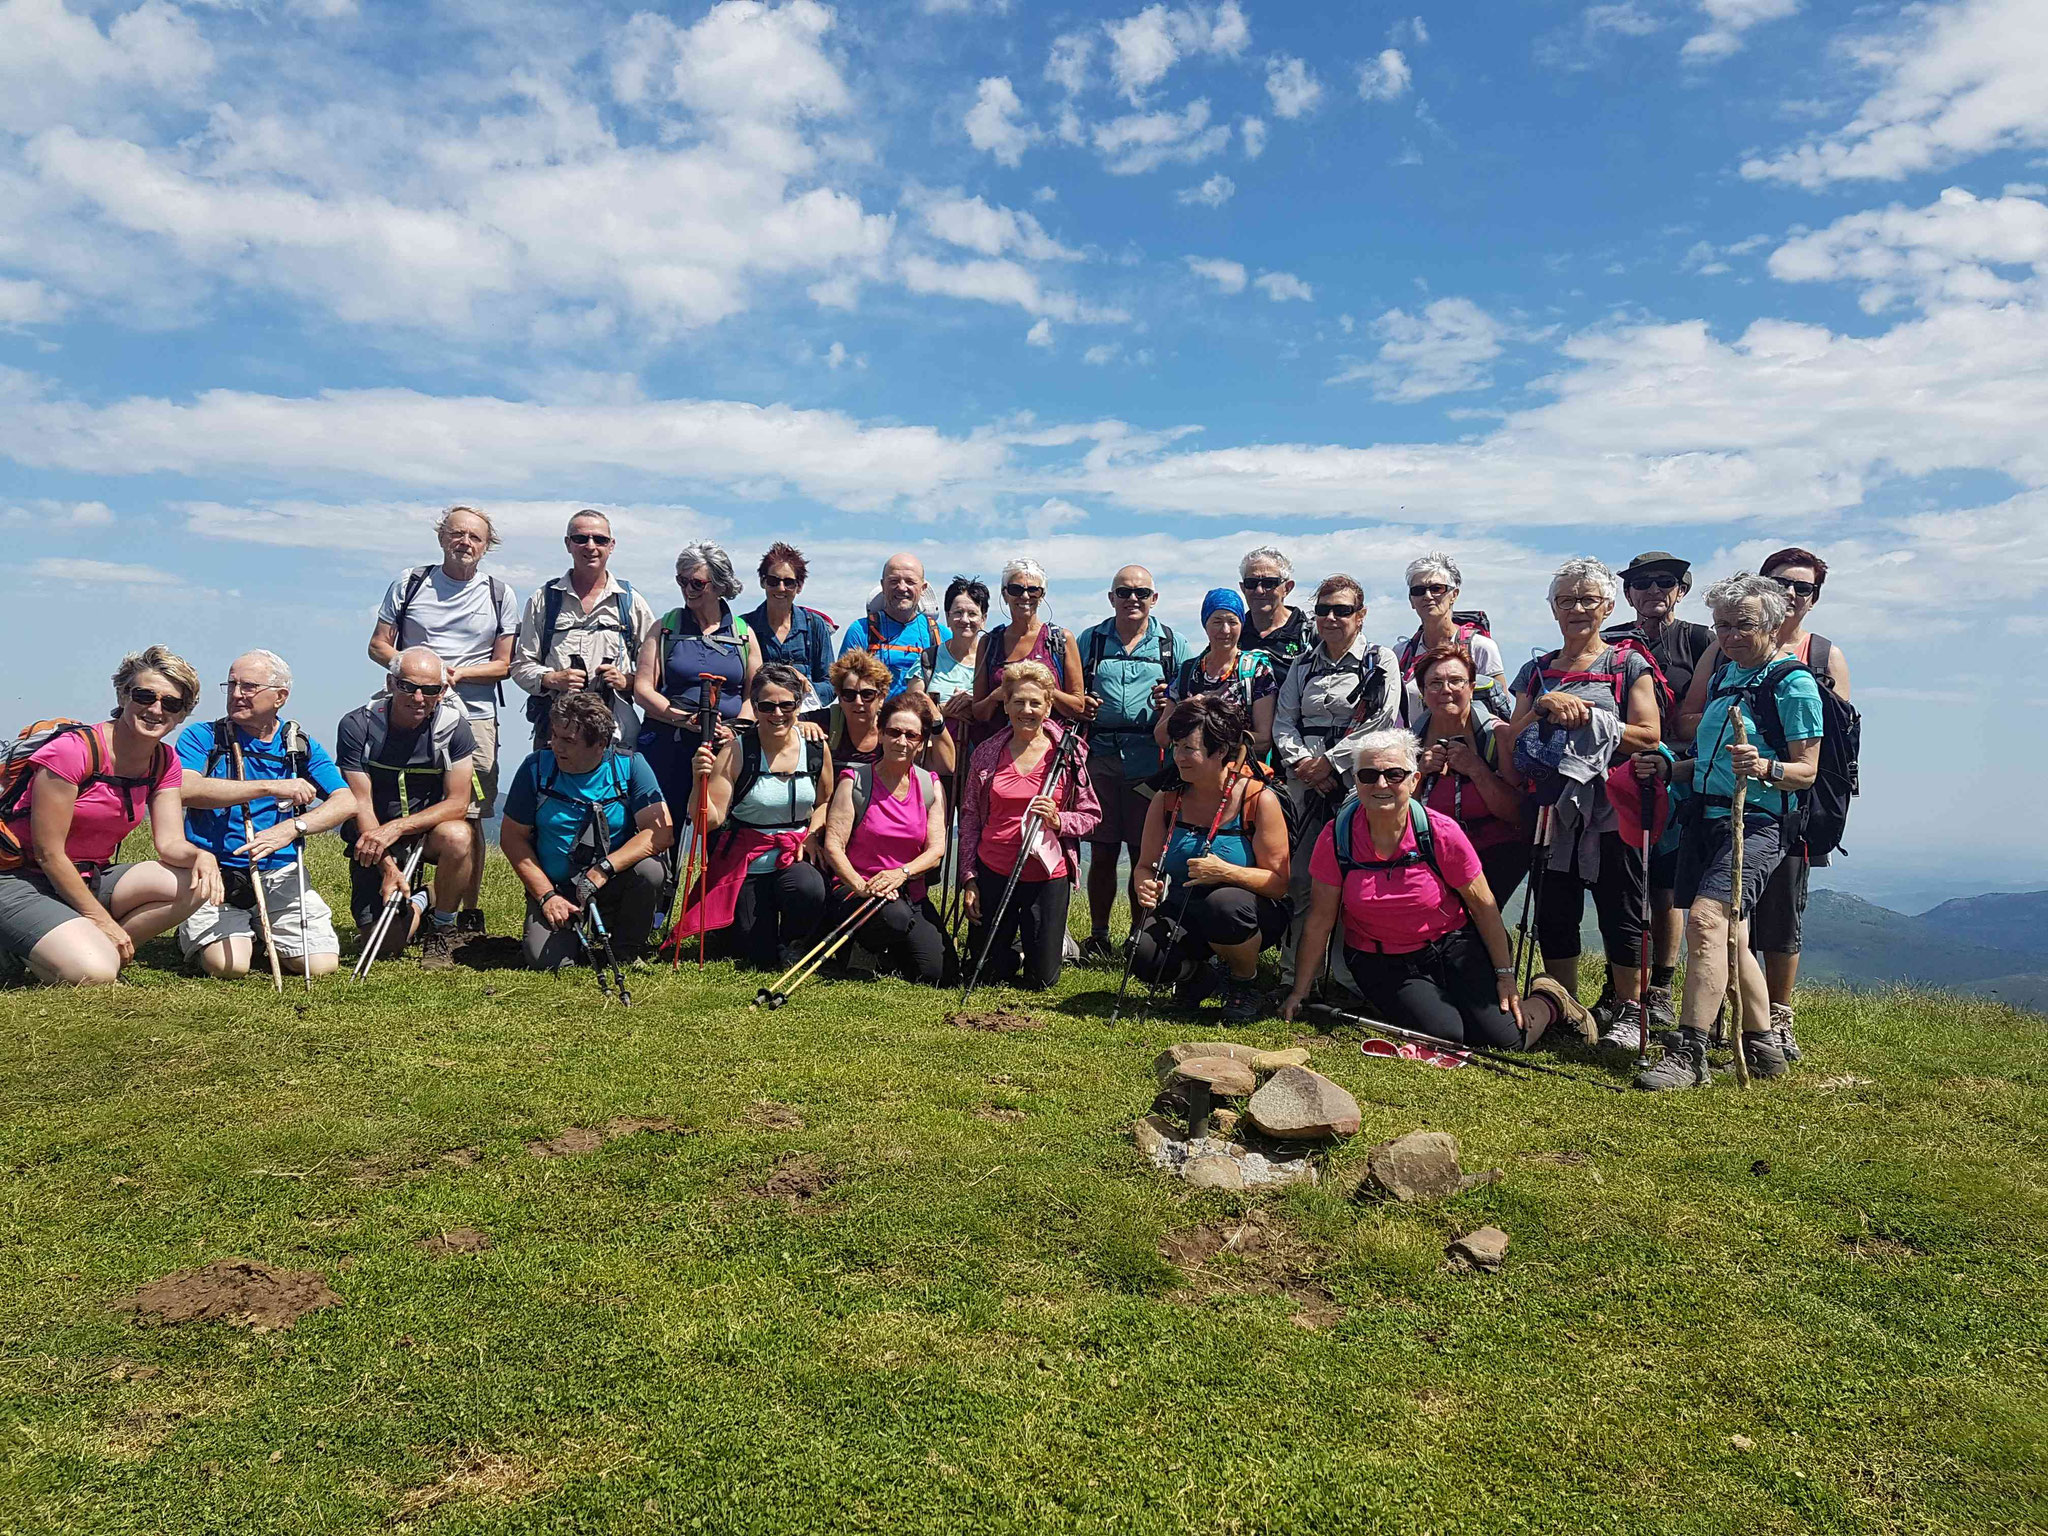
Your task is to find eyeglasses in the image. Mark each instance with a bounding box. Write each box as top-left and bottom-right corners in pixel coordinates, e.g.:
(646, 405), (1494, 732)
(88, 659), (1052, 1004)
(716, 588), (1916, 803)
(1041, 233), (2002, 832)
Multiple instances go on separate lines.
(843, 687), (882, 703)
(1408, 583), (1451, 599)
(1355, 767), (1413, 787)
(1771, 576), (1819, 598)
(220, 680), (274, 695)
(1112, 586), (1155, 601)
(1713, 620), (1767, 636)
(880, 726), (924, 742)
(1553, 594), (1605, 611)
(1314, 602), (1360, 618)
(761, 575), (801, 591)
(1626, 574), (1681, 592)
(392, 679), (446, 697)
(1004, 584), (1045, 600)
(567, 532), (614, 547)
(1241, 576), (1284, 592)
(755, 698), (798, 715)
(128, 686), (187, 712)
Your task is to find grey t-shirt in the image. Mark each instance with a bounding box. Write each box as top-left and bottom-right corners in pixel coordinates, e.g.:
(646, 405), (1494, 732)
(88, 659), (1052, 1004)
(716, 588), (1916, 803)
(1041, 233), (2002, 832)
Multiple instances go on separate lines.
(376, 566), (520, 720)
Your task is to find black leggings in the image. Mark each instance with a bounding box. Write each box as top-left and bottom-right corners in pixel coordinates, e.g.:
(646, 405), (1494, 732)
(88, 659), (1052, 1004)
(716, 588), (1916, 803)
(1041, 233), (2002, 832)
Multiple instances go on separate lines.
(971, 862), (1070, 990)
(831, 890), (949, 986)
(1535, 830), (1646, 966)
(730, 862), (828, 970)
(1345, 927), (1520, 1048)
(1133, 884), (1289, 983)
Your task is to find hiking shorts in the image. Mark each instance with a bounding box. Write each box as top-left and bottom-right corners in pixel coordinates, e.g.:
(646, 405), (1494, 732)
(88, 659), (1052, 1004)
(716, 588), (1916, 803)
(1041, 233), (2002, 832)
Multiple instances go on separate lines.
(1749, 850), (1809, 954)
(178, 865), (338, 960)
(1675, 813), (1786, 917)
(1085, 756), (1149, 848)
(0, 864), (133, 958)
(466, 714), (501, 820)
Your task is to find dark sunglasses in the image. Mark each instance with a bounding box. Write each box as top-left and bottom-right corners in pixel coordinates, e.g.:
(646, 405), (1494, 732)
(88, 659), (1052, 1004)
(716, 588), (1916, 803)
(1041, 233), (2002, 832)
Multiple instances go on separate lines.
(1771, 576), (1820, 598)
(1626, 573), (1682, 592)
(680, 576), (716, 593)
(880, 726), (924, 742)
(568, 532), (614, 547)
(761, 575), (801, 590)
(1355, 766), (1412, 787)
(1408, 583), (1451, 599)
(1004, 584), (1045, 599)
(1112, 585), (1155, 601)
(1314, 602), (1361, 618)
(755, 698), (798, 715)
(1241, 576), (1284, 591)
(127, 686), (187, 712)
(843, 687), (882, 703)
(392, 679), (446, 697)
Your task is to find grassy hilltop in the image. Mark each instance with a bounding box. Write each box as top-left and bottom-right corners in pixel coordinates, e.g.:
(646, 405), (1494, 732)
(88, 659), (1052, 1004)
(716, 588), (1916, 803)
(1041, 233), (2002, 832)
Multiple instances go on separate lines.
(1, 843), (2044, 1534)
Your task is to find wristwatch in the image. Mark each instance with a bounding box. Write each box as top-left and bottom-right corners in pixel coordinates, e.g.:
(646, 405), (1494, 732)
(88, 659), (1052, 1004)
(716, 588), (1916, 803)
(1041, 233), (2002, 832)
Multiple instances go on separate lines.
(1766, 759), (1784, 784)
(1493, 966), (1515, 977)
(596, 857), (616, 879)
(292, 817), (308, 837)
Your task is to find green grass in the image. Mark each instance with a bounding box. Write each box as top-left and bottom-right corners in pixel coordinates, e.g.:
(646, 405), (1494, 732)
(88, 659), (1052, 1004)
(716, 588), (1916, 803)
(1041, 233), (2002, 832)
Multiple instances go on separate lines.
(1, 841), (2045, 1533)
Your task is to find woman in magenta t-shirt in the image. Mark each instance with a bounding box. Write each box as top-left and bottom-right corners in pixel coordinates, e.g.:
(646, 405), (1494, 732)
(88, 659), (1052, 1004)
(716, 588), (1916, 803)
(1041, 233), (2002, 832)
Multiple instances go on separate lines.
(1280, 727), (1525, 1048)
(821, 695), (951, 985)
(0, 646), (224, 985)
(1410, 644), (1529, 904)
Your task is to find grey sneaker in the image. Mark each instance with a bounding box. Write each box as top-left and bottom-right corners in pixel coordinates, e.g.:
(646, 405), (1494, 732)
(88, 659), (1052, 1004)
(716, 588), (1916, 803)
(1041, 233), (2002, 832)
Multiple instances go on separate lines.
(1771, 1002), (1803, 1062)
(1597, 1001), (1648, 1057)
(420, 923), (457, 970)
(1218, 976), (1264, 1025)
(1634, 1027), (1709, 1091)
(1644, 985), (1677, 1034)
(1742, 1029), (1789, 1080)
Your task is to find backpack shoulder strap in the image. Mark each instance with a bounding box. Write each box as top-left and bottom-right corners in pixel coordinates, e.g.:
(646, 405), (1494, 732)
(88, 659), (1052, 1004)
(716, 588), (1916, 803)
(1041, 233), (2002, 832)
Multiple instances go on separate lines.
(848, 762), (875, 835)
(538, 581), (566, 657)
(1157, 626), (1175, 681)
(614, 581), (636, 637)
(208, 718), (234, 776)
(806, 736), (825, 788)
(1409, 799), (1442, 884)
(731, 730), (764, 806)
(392, 565), (433, 641)
(1807, 634), (1835, 691)
(1332, 798), (1359, 876)
(1081, 625), (1105, 691)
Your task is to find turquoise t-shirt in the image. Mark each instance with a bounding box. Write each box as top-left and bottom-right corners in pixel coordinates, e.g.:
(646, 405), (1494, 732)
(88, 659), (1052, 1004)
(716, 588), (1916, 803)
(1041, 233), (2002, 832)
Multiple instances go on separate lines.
(503, 750), (664, 883)
(1695, 660), (1825, 820)
(1082, 617), (1195, 778)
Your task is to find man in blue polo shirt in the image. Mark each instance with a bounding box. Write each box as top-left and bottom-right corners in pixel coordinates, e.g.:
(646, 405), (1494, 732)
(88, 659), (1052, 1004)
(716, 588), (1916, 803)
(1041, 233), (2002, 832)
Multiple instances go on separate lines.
(838, 552), (950, 697)
(177, 650), (356, 978)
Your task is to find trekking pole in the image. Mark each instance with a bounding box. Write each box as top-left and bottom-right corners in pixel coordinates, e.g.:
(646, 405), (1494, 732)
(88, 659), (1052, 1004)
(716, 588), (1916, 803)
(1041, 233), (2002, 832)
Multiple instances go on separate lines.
(1637, 781), (1655, 1068)
(759, 896), (886, 1010)
(670, 675), (724, 971)
(284, 726), (314, 993)
(227, 737), (285, 995)
(962, 725), (1082, 1006)
(1304, 1002), (1629, 1092)
(1514, 805), (1552, 996)
(350, 841), (426, 982)
(1727, 717), (1752, 1089)
(579, 896), (631, 1006)
(754, 895), (881, 1007)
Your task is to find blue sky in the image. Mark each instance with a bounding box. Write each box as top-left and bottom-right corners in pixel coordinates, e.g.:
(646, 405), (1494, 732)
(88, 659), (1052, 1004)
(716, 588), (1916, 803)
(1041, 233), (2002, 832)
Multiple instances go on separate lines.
(3, 0), (2045, 911)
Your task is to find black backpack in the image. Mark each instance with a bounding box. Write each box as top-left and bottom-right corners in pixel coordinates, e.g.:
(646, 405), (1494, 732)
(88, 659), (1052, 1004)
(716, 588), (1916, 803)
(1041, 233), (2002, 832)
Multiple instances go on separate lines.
(728, 728), (826, 829)
(394, 565), (511, 706)
(1710, 647), (1860, 863)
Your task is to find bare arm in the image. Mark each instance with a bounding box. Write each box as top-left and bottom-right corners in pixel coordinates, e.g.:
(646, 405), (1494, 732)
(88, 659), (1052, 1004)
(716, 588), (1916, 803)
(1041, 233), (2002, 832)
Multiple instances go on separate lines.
(499, 817), (554, 905)
(821, 776), (862, 892)
(368, 618), (401, 670)
(632, 629), (674, 723)
(1677, 644), (1719, 743)
(699, 737), (741, 833)
(450, 633), (513, 690)
(1620, 672), (1661, 755)
(601, 801), (675, 878)
(1823, 645), (1851, 700)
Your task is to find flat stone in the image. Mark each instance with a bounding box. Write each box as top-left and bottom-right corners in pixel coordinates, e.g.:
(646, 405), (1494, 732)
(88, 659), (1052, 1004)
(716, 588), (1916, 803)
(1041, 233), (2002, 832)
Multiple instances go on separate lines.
(1168, 1056), (1257, 1098)
(1250, 1048), (1311, 1073)
(1132, 1114), (1183, 1158)
(1152, 1041), (1264, 1079)
(1246, 1066), (1362, 1140)
(1182, 1156), (1245, 1191)
(1446, 1225), (1509, 1272)
(1209, 1108), (1240, 1137)
(1364, 1130), (1464, 1203)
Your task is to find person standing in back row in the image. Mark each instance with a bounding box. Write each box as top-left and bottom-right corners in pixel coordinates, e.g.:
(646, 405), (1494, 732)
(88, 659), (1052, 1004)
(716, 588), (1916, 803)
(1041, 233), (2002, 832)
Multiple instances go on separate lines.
(368, 505), (518, 935)
(511, 510), (657, 751)
(1077, 566), (1190, 962)
(838, 553), (950, 698)
(1238, 546), (1312, 686)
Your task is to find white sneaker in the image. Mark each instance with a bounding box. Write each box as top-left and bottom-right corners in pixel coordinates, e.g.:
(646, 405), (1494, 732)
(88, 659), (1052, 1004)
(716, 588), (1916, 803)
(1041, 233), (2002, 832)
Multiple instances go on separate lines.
(1597, 1001), (1647, 1056)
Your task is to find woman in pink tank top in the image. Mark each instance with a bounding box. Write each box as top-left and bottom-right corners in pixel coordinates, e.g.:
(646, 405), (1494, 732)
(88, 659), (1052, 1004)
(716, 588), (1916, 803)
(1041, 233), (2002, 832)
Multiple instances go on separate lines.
(821, 696), (950, 985)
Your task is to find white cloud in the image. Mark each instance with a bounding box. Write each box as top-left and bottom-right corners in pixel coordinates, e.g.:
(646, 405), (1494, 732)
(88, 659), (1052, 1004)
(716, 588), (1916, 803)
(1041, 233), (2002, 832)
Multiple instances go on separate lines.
(28, 557), (183, 587)
(965, 76), (1039, 167)
(1105, 2), (1251, 103)
(0, 277), (68, 326)
(1358, 48), (1412, 102)
(1265, 56), (1322, 119)
(898, 254), (1121, 322)
(1743, 0), (2048, 186)
(2, 497), (113, 527)
(1091, 99), (1232, 174)
(1240, 115), (1267, 158)
(1083, 343), (1119, 365)
(1185, 255), (1247, 293)
(917, 193), (1083, 261)
(1026, 317), (1054, 347)
(1391, 15), (1430, 48)
(1175, 173), (1235, 207)
(1046, 31), (1092, 95)
(1253, 270), (1313, 302)
(823, 340), (864, 369)
(0, 0), (214, 135)
(1682, 0), (1799, 63)
(1768, 186), (2048, 313)
(1333, 297), (1510, 399)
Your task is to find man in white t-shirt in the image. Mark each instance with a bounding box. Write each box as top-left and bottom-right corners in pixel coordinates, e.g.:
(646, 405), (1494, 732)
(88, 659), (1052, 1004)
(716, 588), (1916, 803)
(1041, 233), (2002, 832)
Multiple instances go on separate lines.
(367, 505), (520, 934)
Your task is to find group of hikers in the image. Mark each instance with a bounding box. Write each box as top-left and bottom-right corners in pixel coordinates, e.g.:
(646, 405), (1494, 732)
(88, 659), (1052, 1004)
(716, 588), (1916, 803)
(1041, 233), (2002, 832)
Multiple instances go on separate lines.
(0, 505), (1860, 1090)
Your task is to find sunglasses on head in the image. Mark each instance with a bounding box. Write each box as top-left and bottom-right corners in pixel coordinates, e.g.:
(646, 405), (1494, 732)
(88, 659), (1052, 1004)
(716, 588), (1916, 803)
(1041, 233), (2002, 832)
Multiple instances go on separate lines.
(568, 532), (613, 547)
(128, 686), (187, 713)
(1112, 585), (1155, 601)
(1626, 573), (1682, 592)
(1771, 576), (1819, 598)
(1241, 576), (1284, 591)
(1355, 766), (1412, 787)
(1408, 583), (1451, 599)
(1314, 602), (1360, 618)
(1004, 584), (1045, 599)
(392, 679), (446, 697)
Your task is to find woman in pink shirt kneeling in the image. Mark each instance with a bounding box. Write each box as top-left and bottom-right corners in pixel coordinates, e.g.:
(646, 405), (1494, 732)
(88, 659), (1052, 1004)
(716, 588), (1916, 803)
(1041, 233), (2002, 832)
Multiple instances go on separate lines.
(821, 696), (952, 985)
(1280, 728), (1523, 1048)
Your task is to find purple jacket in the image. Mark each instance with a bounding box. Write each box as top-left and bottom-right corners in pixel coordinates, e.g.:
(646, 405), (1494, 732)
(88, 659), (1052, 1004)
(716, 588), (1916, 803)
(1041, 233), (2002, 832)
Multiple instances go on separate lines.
(957, 720), (1101, 883)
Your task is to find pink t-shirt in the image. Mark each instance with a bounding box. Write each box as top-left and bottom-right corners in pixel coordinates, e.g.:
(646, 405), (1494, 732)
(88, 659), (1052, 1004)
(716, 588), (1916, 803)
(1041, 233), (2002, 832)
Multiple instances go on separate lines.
(978, 754), (1055, 881)
(1309, 805), (1482, 955)
(844, 765), (935, 902)
(8, 724), (181, 871)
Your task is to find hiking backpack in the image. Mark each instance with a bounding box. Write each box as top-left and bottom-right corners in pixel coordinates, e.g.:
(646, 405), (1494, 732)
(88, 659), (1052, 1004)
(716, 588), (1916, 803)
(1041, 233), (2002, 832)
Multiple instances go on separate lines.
(525, 578), (640, 726)
(0, 720), (166, 872)
(393, 565), (512, 705)
(727, 728), (826, 835)
(845, 762), (938, 839)
(1081, 623), (1177, 734)
(1706, 651), (1861, 863)
(1328, 797), (1450, 951)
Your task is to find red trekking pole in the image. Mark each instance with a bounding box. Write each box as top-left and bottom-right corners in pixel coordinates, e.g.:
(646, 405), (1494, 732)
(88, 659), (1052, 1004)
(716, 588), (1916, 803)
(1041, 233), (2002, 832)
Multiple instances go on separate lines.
(670, 673), (725, 971)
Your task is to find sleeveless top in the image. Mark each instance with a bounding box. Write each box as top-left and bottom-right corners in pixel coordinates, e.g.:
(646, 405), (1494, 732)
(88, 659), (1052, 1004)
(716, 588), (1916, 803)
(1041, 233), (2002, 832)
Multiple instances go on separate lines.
(657, 604), (747, 731)
(1161, 784), (1259, 883)
(729, 746), (816, 873)
(844, 765), (935, 901)
(972, 622), (1063, 748)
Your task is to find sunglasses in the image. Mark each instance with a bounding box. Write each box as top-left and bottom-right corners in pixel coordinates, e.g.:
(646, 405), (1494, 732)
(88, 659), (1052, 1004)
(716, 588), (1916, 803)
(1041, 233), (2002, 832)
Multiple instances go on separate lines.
(880, 726), (924, 742)
(1314, 602), (1360, 618)
(1004, 584), (1045, 599)
(1112, 586), (1155, 601)
(1626, 573), (1682, 592)
(1408, 583), (1451, 599)
(1355, 766), (1413, 787)
(1241, 576), (1285, 592)
(755, 698), (799, 715)
(568, 532), (614, 547)
(680, 576), (716, 594)
(843, 687), (882, 703)
(761, 575), (801, 590)
(1771, 576), (1820, 598)
(392, 679), (446, 697)
(128, 686), (188, 713)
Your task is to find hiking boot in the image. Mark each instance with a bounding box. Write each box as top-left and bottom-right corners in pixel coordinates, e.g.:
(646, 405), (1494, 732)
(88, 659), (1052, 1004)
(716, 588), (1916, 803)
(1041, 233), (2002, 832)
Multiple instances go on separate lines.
(1173, 956), (1226, 1010)
(1589, 979), (1618, 1029)
(419, 923), (456, 971)
(1597, 1001), (1648, 1057)
(1771, 1002), (1803, 1062)
(1078, 933), (1117, 966)
(1644, 985), (1677, 1034)
(1742, 1029), (1789, 1080)
(1634, 1027), (1709, 1091)
(1218, 975), (1264, 1025)
(456, 909), (486, 936)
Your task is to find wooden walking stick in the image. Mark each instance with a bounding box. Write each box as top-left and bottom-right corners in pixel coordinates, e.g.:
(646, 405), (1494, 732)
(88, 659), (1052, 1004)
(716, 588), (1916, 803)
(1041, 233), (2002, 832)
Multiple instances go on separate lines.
(1727, 715), (1752, 1090)
(227, 736), (285, 994)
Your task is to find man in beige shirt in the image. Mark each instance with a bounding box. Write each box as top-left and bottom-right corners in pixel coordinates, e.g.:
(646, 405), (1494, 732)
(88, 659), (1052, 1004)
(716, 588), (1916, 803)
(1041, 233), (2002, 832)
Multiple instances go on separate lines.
(510, 510), (659, 751)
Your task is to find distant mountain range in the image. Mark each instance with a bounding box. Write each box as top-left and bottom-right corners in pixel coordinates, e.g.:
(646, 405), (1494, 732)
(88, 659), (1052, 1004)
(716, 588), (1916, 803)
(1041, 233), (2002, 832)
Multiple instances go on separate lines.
(1800, 888), (2048, 1013)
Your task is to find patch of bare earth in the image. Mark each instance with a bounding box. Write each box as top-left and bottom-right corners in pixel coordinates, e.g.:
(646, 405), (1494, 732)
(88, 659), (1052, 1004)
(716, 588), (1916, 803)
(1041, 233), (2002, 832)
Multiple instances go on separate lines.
(439, 1147), (481, 1167)
(386, 1452), (545, 1525)
(420, 1228), (492, 1257)
(753, 1155), (842, 1204)
(117, 1260), (341, 1334)
(747, 1100), (805, 1131)
(947, 1007), (1040, 1033)
(1159, 1210), (1346, 1329)
(974, 1105), (1026, 1124)
(526, 1116), (683, 1158)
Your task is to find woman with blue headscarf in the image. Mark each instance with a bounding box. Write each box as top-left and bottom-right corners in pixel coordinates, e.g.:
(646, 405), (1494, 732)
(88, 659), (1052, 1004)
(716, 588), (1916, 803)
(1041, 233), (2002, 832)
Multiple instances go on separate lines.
(1154, 587), (1278, 757)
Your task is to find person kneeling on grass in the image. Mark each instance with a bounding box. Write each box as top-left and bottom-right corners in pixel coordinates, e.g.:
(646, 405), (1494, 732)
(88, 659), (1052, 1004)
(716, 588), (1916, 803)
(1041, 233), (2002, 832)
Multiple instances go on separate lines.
(500, 690), (673, 972)
(1279, 728), (1524, 1047)
(1130, 694), (1290, 1024)
(0, 646), (222, 986)
(820, 695), (951, 986)
(1631, 572), (1822, 1091)
(177, 650), (356, 979)
(335, 648), (477, 970)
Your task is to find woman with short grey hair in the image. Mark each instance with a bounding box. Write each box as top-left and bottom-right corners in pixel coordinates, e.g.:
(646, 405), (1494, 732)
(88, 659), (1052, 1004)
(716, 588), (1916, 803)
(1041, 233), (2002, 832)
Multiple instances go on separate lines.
(967, 554), (1085, 745)
(633, 542), (765, 823)
(673, 542), (743, 601)
(1398, 551), (1508, 720)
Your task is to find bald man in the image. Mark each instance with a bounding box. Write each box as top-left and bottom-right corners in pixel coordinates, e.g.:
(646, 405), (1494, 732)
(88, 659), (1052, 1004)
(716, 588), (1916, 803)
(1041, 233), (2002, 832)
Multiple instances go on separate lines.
(838, 551), (951, 697)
